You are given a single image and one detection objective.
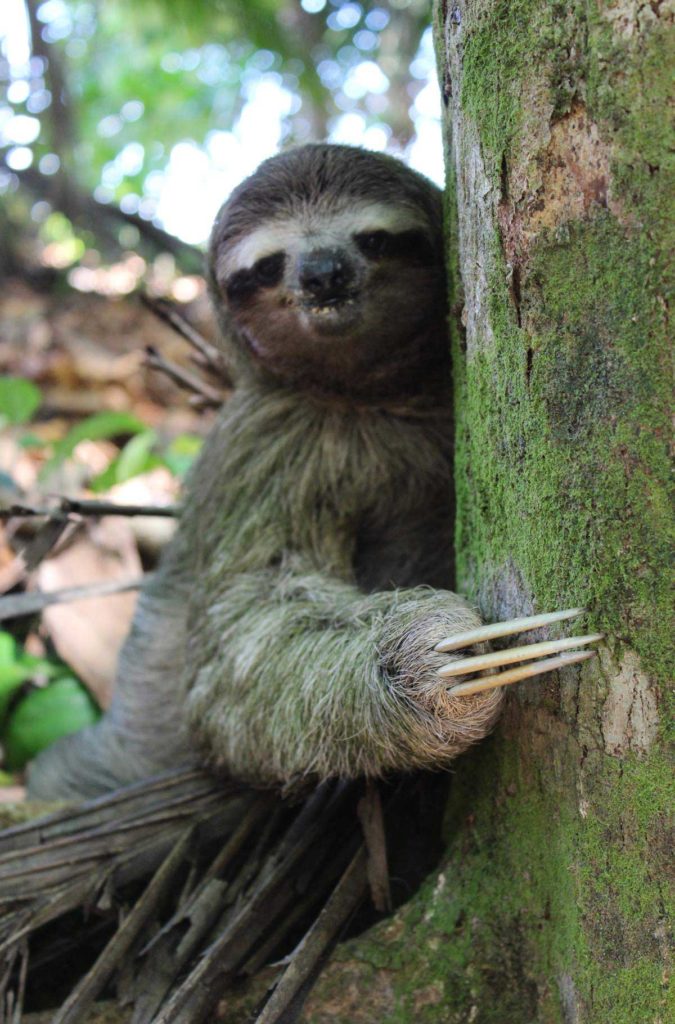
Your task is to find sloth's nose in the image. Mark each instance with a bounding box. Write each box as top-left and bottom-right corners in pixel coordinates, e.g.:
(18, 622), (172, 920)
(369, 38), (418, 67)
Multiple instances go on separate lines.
(298, 249), (355, 302)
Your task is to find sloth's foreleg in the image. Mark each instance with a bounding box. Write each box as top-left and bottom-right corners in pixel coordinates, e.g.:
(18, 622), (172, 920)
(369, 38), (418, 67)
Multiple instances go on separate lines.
(185, 568), (600, 788)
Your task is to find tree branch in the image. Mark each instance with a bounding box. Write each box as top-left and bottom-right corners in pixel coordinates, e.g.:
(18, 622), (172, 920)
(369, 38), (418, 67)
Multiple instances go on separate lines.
(140, 295), (231, 385)
(3, 160), (204, 274)
(145, 346), (224, 407)
(0, 500), (179, 521)
(0, 576), (149, 621)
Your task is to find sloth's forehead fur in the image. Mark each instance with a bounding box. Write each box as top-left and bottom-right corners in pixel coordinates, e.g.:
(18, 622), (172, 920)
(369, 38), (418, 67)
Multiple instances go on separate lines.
(210, 143), (443, 276)
(218, 202), (428, 277)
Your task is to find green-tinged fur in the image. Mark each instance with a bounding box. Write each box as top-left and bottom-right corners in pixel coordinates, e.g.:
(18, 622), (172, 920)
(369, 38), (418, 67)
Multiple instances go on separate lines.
(27, 145), (504, 800)
(183, 387), (501, 784)
(28, 384), (502, 798)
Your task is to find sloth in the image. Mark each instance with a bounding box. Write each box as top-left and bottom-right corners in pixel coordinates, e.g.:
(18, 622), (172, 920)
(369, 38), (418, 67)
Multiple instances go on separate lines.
(27, 144), (598, 801)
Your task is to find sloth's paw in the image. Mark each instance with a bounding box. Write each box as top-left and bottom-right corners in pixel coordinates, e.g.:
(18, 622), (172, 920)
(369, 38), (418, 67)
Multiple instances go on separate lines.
(435, 608), (603, 697)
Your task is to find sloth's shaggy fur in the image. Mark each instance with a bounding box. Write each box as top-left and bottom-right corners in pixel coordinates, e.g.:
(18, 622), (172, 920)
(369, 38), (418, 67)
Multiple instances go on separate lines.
(28, 145), (502, 800)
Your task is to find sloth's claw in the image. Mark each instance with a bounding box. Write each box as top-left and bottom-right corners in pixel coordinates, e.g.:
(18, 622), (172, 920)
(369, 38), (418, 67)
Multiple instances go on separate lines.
(442, 650), (597, 697)
(435, 611), (603, 698)
(438, 633), (603, 679)
(434, 607), (585, 653)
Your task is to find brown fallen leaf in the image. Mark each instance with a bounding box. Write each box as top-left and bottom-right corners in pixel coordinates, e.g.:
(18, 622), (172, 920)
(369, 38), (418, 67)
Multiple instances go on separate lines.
(0, 785), (27, 803)
(35, 517), (141, 708)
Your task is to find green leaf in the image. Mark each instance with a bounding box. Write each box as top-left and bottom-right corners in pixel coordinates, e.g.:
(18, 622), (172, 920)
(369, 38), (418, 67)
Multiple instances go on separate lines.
(41, 411), (147, 478)
(89, 429), (162, 491)
(17, 433), (46, 449)
(0, 378), (42, 427)
(0, 632), (17, 665)
(0, 641), (61, 722)
(3, 678), (101, 771)
(0, 629), (69, 721)
(162, 433), (203, 477)
(0, 664), (36, 688)
(115, 429), (159, 479)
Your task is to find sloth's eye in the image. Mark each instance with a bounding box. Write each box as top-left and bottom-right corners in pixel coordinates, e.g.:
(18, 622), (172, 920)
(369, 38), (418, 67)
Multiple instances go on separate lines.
(355, 229), (434, 265)
(225, 269), (256, 302)
(225, 252), (285, 303)
(254, 252), (285, 286)
(355, 230), (392, 259)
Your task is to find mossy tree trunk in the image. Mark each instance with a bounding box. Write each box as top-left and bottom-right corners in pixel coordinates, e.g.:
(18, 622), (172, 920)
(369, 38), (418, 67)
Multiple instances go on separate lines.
(300, 3), (672, 1022)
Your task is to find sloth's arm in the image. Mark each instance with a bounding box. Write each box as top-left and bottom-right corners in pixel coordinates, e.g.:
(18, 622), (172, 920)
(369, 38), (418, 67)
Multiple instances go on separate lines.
(185, 568), (598, 787)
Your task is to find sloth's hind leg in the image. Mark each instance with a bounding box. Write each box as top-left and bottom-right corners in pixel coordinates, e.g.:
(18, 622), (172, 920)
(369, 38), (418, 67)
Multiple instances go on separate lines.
(27, 571), (196, 801)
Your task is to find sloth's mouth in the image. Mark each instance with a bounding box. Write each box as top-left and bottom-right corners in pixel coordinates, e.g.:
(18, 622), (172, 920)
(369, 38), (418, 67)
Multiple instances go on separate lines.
(299, 296), (360, 335)
(284, 288), (359, 315)
(302, 297), (356, 316)
(281, 290), (361, 334)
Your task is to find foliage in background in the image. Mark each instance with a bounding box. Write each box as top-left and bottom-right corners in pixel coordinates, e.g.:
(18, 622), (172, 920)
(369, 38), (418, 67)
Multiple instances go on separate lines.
(1, 376), (203, 483)
(0, 0), (439, 278)
(0, 377), (202, 774)
(0, 630), (100, 771)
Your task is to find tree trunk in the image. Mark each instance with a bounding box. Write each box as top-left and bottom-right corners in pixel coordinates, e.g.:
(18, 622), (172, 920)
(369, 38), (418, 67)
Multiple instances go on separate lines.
(300, 3), (672, 1022)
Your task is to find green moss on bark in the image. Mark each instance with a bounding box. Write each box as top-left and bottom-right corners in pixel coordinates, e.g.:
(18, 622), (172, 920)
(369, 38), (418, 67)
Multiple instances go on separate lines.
(306, 4), (671, 1020)
(454, 212), (671, 679)
(307, 737), (671, 1023)
(443, 1), (672, 1020)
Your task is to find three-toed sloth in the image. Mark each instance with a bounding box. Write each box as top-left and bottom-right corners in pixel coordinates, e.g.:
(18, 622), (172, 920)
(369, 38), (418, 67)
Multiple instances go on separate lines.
(30, 145), (592, 801)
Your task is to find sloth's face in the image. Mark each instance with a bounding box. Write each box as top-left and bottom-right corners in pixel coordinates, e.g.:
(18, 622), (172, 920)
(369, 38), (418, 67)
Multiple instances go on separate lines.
(211, 201), (446, 397)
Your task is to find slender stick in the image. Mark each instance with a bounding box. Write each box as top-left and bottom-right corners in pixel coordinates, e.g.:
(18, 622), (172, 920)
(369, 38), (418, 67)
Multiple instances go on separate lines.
(0, 576), (149, 621)
(357, 781), (391, 913)
(145, 346), (223, 406)
(0, 500), (178, 521)
(140, 295), (230, 382)
(0, 515), (77, 594)
(9, 938), (28, 1024)
(253, 848), (369, 1024)
(51, 829), (193, 1024)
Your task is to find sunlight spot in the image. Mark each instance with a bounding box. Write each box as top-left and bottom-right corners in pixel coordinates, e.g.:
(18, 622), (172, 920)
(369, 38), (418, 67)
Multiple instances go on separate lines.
(1, 113), (40, 145)
(6, 146), (33, 170)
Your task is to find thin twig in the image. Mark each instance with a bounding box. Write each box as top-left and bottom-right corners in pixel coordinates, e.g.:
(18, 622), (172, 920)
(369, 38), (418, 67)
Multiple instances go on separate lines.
(51, 829), (194, 1024)
(145, 346), (223, 407)
(131, 796), (270, 1023)
(357, 780), (391, 913)
(0, 772), (240, 957)
(0, 516), (78, 595)
(153, 784), (354, 1024)
(140, 295), (230, 384)
(240, 838), (354, 979)
(253, 848), (369, 1024)
(9, 940), (27, 1024)
(0, 771), (216, 856)
(0, 500), (179, 521)
(0, 576), (149, 621)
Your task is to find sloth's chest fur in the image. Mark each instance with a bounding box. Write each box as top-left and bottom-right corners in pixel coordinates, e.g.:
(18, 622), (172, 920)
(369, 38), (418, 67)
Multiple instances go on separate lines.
(179, 385), (454, 592)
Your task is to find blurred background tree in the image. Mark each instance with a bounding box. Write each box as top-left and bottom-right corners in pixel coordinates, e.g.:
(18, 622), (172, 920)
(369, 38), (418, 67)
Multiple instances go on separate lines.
(0, 0), (443, 287)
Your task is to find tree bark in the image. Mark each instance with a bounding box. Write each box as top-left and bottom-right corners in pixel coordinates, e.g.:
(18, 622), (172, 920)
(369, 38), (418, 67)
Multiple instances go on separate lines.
(299, 3), (672, 1022)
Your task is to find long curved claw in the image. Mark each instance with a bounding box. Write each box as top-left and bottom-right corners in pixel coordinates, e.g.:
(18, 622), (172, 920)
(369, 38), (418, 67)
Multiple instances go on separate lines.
(434, 607), (585, 653)
(438, 633), (604, 679)
(445, 650), (596, 697)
